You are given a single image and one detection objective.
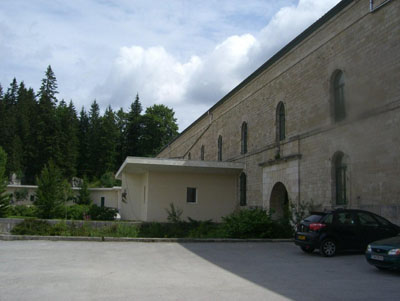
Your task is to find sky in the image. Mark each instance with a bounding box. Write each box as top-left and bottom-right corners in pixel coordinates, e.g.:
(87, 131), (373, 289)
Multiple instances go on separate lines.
(0, 0), (341, 131)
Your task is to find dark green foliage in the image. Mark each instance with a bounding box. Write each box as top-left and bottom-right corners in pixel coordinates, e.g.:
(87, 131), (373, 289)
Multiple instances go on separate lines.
(141, 104), (179, 156)
(11, 219), (53, 235)
(0, 147), (10, 217)
(76, 178), (91, 205)
(65, 204), (90, 220)
(0, 68), (180, 184)
(13, 188), (28, 202)
(220, 208), (275, 238)
(7, 205), (37, 218)
(88, 204), (117, 221)
(34, 162), (70, 219)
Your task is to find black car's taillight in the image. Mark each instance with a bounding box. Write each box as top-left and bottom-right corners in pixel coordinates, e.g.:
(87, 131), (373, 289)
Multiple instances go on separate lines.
(309, 223), (326, 231)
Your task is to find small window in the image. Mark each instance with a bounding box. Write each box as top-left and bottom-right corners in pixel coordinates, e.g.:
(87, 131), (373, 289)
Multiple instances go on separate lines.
(333, 152), (347, 205)
(276, 102), (285, 141)
(218, 135), (222, 161)
(335, 212), (355, 225)
(187, 187), (197, 203)
(322, 214), (333, 224)
(333, 70), (345, 122)
(357, 212), (379, 227)
(188, 152), (191, 160)
(241, 122), (248, 154)
(239, 173), (247, 206)
(30, 195), (35, 202)
(101, 197), (105, 208)
(200, 145), (205, 160)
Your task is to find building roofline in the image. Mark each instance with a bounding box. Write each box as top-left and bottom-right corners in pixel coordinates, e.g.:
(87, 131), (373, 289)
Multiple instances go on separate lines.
(115, 156), (244, 179)
(158, 0), (354, 155)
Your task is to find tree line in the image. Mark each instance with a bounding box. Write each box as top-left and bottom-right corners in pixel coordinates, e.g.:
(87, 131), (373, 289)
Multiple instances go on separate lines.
(0, 66), (179, 184)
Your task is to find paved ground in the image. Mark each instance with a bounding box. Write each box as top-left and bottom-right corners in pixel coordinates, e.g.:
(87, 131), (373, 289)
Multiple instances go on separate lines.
(0, 241), (398, 300)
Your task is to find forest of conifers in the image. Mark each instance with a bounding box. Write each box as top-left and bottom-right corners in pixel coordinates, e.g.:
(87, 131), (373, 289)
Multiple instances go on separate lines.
(0, 66), (179, 184)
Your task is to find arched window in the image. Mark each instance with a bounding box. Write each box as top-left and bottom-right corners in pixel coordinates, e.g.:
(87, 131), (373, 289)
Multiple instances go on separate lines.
(240, 172), (247, 206)
(333, 151), (347, 205)
(333, 70), (345, 122)
(241, 122), (248, 154)
(217, 135), (222, 161)
(200, 145), (205, 161)
(276, 102), (285, 141)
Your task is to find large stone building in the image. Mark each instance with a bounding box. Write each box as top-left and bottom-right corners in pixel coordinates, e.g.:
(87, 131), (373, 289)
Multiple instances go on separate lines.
(158, 0), (400, 224)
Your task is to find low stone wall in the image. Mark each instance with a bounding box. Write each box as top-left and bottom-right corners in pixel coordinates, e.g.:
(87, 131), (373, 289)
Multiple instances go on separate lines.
(0, 218), (141, 234)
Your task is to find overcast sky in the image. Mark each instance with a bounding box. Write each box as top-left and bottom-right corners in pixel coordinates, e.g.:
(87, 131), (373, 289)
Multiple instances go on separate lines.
(0, 0), (340, 131)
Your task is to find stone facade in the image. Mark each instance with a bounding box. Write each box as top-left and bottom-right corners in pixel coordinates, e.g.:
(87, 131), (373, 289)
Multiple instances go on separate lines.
(158, 0), (400, 224)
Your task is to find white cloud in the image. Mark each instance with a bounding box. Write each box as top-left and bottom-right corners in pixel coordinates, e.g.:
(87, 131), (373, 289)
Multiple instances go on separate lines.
(96, 0), (340, 130)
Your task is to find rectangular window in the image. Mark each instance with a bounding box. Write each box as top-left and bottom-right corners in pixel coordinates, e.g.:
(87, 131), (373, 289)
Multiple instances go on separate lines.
(101, 197), (105, 208)
(186, 187), (197, 203)
(30, 195), (35, 202)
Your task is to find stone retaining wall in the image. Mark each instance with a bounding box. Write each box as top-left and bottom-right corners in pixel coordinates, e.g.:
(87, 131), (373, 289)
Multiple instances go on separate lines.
(0, 218), (141, 234)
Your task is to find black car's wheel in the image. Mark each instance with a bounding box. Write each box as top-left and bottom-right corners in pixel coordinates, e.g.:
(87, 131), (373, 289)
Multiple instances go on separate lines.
(320, 238), (337, 257)
(301, 246), (315, 253)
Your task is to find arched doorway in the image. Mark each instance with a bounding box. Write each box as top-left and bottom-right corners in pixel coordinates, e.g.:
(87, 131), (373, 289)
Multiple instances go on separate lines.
(269, 182), (289, 219)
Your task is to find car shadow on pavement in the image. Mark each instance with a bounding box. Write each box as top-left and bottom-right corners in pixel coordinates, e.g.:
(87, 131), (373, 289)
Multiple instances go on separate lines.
(180, 242), (399, 301)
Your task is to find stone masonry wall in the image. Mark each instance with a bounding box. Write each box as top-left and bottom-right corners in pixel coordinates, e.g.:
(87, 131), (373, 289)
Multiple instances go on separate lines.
(158, 0), (400, 223)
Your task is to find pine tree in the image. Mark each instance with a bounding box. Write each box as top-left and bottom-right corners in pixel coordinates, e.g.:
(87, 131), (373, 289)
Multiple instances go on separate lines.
(77, 108), (91, 178)
(115, 107), (127, 168)
(34, 161), (67, 219)
(125, 93), (143, 156)
(76, 177), (91, 205)
(0, 147), (10, 217)
(36, 66), (59, 177)
(87, 100), (102, 179)
(98, 106), (119, 175)
(55, 100), (79, 180)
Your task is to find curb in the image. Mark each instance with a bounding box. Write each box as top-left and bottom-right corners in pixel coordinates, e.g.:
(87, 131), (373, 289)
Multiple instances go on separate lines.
(0, 234), (293, 243)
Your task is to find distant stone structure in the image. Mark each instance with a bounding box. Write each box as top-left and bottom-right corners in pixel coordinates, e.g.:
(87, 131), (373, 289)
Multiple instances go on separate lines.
(158, 0), (400, 224)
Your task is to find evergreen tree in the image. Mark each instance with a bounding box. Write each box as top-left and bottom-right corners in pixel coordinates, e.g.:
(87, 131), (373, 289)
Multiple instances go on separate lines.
(115, 107), (127, 168)
(98, 106), (119, 174)
(55, 100), (79, 179)
(2, 79), (19, 178)
(34, 161), (68, 219)
(76, 177), (91, 205)
(125, 94), (143, 156)
(87, 100), (102, 179)
(77, 107), (91, 178)
(36, 66), (59, 177)
(141, 104), (179, 156)
(0, 147), (10, 217)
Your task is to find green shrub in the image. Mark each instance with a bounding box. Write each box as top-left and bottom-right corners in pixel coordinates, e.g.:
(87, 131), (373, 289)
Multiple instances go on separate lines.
(220, 208), (274, 238)
(88, 204), (117, 221)
(8, 205), (38, 218)
(65, 204), (90, 220)
(11, 219), (53, 235)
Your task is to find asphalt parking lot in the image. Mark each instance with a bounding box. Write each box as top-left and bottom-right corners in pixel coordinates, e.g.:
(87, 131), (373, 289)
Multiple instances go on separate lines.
(0, 240), (398, 300)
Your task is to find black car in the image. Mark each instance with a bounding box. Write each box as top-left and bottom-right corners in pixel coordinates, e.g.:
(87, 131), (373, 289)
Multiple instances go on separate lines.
(294, 209), (400, 257)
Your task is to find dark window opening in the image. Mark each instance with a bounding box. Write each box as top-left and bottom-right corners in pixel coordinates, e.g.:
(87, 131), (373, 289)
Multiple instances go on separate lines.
(200, 145), (205, 160)
(101, 197), (105, 208)
(241, 122), (248, 154)
(334, 71), (345, 122)
(218, 135), (222, 161)
(277, 102), (285, 141)
(334, 152), (347, 205)
(240, 173), (247, 206)
(187, 187), (197, 203)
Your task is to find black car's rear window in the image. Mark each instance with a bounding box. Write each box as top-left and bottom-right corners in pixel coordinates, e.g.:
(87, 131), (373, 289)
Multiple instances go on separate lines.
(303, 215), (324, 223)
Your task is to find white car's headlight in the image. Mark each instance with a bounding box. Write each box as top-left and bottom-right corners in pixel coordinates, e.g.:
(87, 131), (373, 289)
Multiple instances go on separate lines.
(388, 249), (400, 256)
(366, 245), (372, 253)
